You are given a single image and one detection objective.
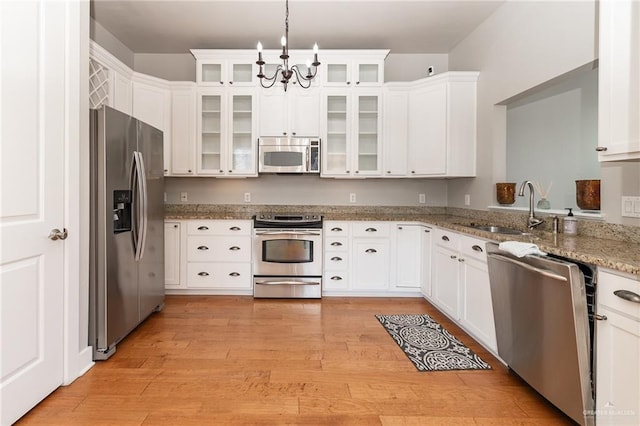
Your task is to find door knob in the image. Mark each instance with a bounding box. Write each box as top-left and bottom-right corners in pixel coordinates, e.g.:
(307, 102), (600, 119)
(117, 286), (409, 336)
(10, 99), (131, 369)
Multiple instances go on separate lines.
(48, 228), (68, 241)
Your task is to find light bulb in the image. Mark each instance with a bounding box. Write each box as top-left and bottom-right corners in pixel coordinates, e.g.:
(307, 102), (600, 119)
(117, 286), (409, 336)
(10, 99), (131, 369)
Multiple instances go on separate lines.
(313, 43), (318, 54)
(281, 36), (287, 47)
(257, 41), (262, 52)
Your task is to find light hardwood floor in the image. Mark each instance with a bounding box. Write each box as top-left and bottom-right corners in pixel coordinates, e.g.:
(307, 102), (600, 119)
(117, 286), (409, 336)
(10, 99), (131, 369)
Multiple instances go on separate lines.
(18, 296), (572, 425)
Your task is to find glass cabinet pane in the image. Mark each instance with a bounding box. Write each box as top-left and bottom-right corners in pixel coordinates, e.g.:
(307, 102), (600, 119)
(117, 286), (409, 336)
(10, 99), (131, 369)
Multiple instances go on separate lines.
(326, 95), (348, 172)
(201, 94), (222, 171)
(358, 64), (379, 83)
(357, 95), (378, 171)
(202, 64), (222, 83)
(327, 64), (348, 84)
(232, 63), (253, 83)
(230, 95), (254, 172)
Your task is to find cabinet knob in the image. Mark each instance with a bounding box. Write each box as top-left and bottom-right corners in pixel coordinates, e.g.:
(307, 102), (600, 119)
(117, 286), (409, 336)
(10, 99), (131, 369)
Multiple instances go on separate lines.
(387, 171), (391, 174)
(346, 81), (351, 85)
(188, 169), (192, 173)
(219, 81), (223, 85)
(595, 146), (608, 152)
(411, 170), (416, 174)
(219, 169), (223, 173)
(197, 245), (209, 250)
(458, 258), (465, 262)
(173, 224), (178, 228)
(164, 169), (168, 173)
(365, 248), (377, 253)
(355, 170), (359, 174)
(198, 272), (209, 277)
(283, 132), (287, 135)
(398, 226), (403, 230)
(292, 132), (296, 136)
(450, 255), (457, 259)
(346, 170), (350, 173)
(356, 81), (360, 85)
(229, 81), (233, 84)
(441, 235), (450, 241)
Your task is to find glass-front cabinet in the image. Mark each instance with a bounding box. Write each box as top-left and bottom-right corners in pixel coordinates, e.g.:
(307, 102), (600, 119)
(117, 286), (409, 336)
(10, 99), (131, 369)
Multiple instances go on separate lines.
(322, 53), (386, 87)
(322, 90), (381, 177)
(192, 50), (257, 87)
(197, 88), (256, 176)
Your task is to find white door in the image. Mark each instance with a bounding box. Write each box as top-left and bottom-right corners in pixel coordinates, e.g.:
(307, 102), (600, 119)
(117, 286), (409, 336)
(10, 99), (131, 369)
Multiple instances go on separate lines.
(1, 2), (68, 423)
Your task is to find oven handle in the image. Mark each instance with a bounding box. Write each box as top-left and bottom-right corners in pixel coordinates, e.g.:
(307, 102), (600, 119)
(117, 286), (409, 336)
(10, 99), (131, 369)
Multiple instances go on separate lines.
(254, 279), (321, 286)
(254, 230), (322, 236)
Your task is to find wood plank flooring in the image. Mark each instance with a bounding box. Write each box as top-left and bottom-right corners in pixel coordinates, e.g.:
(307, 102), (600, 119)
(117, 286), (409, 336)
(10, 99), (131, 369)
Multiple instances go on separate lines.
(17, 296), (572, 425)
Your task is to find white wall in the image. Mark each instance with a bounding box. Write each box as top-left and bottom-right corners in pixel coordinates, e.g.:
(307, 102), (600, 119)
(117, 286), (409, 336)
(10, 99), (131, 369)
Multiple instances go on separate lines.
(165, 175), (447, 206)
(384, 53), (449, 82)
(134, 53), (196, 81)
(90, 18), (134, 68)
(447, 1), (598, 210)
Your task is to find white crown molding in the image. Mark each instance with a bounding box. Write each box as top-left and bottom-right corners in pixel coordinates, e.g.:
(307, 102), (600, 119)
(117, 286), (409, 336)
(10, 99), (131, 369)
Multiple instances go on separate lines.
(89, 40), (133, 78)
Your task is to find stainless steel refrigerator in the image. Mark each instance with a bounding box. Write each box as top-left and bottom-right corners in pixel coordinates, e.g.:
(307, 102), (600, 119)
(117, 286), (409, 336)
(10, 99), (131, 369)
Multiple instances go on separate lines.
(89, 105), (165, 360)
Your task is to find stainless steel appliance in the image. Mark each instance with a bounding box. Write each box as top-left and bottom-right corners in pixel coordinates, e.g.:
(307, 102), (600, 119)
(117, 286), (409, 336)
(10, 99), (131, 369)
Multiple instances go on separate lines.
(89, 105), (165, 360)
(258, 137), (320, 174)
(253, 213), (323, 298)
(486, 242), (596, 426)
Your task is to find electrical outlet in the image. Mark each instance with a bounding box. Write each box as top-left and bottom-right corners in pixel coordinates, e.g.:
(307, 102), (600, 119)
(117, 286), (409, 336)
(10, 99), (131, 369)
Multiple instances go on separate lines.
(244, 192), (251, 203)
(180, 192), (188, 203)
(427, 66), (435, 76)
(419, 193), (426, 204)
(464, 194), (471, 206)
(349, 193), (357, 203)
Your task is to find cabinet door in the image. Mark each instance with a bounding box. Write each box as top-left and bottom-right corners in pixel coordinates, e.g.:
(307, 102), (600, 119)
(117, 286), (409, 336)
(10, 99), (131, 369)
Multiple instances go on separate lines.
(323, 93), (351, 176)
(164, 222), (181, 287)
(395, 224), (423, 289)
(432, 244), (459, 319)
(112, 71), (132, 115)
(408, 83), (447, 175)
(596, 305), (640, 425)
(351, 238), (389, 290)
(382, 88), (409, 176)
(324, 61), (352, 87)
(258, 89), (288, 137)
(171, 86), (196, 175)
(459, 256), (497, 351)
(132, 79), (171, 174)
(289, 87), (320, 136)
(227, 91), (256, 176)
(598, 0), (640, 160)
(227, 61), (255, 86)
(197, 90), (225, 175)
(420, 227), (432, 297)
(354, 93), (381, 175)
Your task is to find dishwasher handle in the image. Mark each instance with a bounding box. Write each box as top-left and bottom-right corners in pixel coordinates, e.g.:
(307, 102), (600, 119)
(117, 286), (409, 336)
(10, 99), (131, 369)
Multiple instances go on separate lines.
(487, 253), (568, 282)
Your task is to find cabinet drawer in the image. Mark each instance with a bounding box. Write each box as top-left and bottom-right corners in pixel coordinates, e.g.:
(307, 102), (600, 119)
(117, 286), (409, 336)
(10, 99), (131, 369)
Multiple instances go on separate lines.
(187, 220), (251, 236)
(352, 222), (390, 237)
(325, 221), (350, 236)
(324, 272), (349, 290)
(433, 228), (460, 248)
(187, 262), (252, 289)
(598, 270), (640, 319)
(324, 251), (349, 270)
(187, 236), (251, 262)
(325, 237), (348, 251)
(459, 235), (488, 261)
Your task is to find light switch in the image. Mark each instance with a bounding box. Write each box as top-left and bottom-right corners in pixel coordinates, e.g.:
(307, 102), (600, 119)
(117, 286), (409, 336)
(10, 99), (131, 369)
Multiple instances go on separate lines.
(621, 196), (640, 218)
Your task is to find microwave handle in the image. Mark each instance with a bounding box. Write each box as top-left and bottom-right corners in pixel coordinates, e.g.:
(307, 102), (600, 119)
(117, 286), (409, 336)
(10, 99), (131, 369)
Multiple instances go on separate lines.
(306, 146), (311, 171)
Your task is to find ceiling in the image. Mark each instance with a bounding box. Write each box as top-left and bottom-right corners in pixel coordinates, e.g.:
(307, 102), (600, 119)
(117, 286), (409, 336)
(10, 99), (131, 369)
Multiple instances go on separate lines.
(90, 0), (505, 54)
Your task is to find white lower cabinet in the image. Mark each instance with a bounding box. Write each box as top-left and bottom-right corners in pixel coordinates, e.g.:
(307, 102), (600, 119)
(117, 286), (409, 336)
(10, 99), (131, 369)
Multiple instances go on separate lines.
(393, 223), (431, 294)
(164, 221), (182, 289)
(183, 220), (253, 293)
(430, 228), (496, 352)
(351, 222), (390, 291)
(596, 268), (640, 425)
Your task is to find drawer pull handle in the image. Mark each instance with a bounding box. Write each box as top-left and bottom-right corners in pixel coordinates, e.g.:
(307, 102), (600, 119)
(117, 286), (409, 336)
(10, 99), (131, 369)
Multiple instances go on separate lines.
(198, 272), (209, 277)
(442, 235), (450, 242)
(365, 228), (377, 232)
(398, 226), (403, 230)
(450, 255), (457, 259)
(229, 246), (241, 251)
(331, 256), (343, 261)
(331, 276), (343, 280)
(595, 146), (608, 152)
(229, 272), (240, 277)
(197, 226), (209, 231)
(614, 290), (640, 304)
(197, 246), (209, 250)
(331, 227), (343, 232)
(230, 226), (241, 231)
(472, 245), (483, 252)
(365, 248), (377, 253)
(331, 242), (342, 246)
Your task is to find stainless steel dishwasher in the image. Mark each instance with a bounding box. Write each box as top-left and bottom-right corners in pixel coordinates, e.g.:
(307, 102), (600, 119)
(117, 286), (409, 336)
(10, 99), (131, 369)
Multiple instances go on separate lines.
(486, 242), (596, 426)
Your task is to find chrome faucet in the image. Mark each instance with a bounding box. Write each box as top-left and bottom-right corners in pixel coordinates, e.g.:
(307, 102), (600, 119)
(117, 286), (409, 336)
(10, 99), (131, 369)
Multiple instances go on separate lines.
(518, 180), (544, 229)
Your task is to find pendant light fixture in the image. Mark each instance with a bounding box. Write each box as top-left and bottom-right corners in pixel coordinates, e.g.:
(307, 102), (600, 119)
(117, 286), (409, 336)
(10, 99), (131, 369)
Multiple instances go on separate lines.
(256, 0), (320, 91)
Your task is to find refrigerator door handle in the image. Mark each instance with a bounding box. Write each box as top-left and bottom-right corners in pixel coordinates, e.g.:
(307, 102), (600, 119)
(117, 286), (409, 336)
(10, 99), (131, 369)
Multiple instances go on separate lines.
(130, 151), (145, 261)
(137, 152), (148, 261)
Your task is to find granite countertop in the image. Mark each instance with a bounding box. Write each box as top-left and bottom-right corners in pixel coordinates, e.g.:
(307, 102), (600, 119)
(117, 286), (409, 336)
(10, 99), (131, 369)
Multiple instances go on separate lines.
(165, 204), (640, 276)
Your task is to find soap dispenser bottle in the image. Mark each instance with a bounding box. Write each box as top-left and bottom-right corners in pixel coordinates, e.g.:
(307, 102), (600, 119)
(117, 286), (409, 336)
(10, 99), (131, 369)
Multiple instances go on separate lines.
(564, 208), (578, 235)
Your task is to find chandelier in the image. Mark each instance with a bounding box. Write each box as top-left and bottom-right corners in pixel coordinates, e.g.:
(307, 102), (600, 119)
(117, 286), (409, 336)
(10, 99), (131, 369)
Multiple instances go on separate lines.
(256, 0), (320, 91)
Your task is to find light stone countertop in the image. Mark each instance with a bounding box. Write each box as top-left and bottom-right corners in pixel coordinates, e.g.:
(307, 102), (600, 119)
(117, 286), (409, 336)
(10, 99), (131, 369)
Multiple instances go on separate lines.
(165, 204), (640, 276)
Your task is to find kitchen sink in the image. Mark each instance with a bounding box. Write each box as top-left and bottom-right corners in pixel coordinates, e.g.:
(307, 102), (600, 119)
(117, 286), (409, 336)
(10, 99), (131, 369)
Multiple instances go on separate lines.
(461, 224), (529, 235)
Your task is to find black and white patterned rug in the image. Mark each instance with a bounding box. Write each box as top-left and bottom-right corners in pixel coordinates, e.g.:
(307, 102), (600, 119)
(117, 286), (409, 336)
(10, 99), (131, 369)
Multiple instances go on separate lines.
(375, 314), (492, 371)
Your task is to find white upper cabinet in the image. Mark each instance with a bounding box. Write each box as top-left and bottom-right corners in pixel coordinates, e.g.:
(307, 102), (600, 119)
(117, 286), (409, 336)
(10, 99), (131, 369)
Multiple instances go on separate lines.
(408, 82), (448, 175)
(322, 90), (382, 177)
(192, 50), (257, 87)
(322, 51), (388, 87)
(597, 0), (640, 161)
(170, 83), (197, 176)
(382, 85), (410, 176)
(258, 85), (321, 137)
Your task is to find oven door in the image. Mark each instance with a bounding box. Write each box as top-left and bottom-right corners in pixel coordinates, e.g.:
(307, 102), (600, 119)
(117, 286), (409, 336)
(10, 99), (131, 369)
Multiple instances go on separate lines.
(253, 229), (323, 277)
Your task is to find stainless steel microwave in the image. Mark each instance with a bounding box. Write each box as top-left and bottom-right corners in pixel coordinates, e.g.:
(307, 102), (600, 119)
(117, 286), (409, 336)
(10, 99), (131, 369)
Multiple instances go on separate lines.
(258, 137), (320, 174)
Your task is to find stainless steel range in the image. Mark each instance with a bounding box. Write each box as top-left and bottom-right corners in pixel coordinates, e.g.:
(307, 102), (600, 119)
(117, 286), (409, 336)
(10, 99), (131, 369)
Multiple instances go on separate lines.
(252, 213), (323, 298)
